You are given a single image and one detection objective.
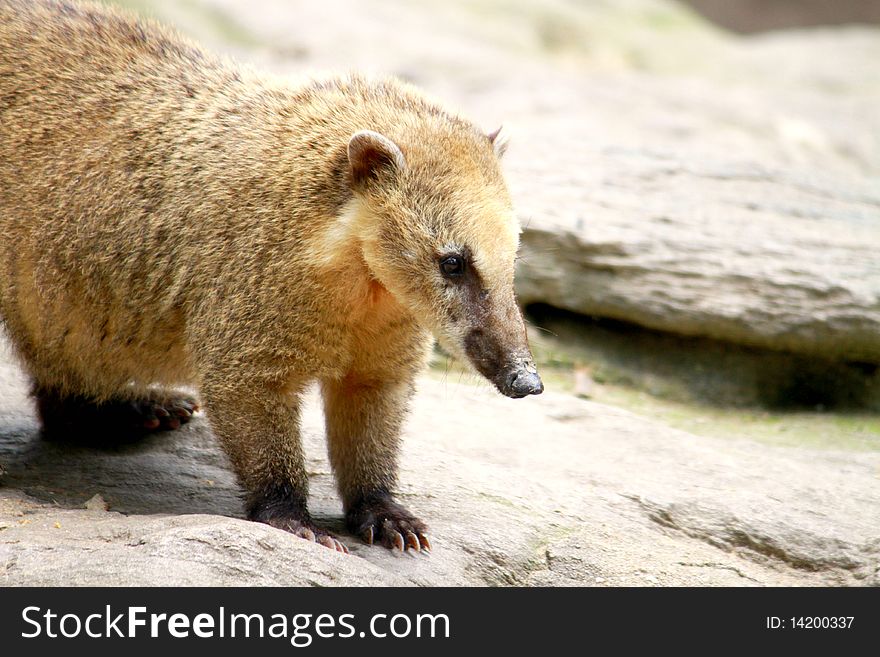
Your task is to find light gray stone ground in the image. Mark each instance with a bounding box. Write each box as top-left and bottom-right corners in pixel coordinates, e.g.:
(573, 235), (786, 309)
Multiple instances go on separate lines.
(2, 339), (878, 586)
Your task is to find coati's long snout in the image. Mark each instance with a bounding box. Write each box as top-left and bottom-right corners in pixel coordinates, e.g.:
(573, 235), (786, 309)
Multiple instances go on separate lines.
(500, 357), (544, 399)
(463, 310), (544, 399)
(433, 243), (543, 400)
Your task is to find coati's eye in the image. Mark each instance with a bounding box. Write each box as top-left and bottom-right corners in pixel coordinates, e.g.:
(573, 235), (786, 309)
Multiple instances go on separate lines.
(439, 255), (465, 278)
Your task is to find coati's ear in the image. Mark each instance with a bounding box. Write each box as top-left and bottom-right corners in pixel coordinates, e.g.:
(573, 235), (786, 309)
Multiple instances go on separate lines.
(347, 130), (406, 188)
(487, 125), (510, 158)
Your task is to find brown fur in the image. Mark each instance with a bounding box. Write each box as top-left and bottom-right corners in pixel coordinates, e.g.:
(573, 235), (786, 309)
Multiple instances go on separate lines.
(0, 0), (541, 552)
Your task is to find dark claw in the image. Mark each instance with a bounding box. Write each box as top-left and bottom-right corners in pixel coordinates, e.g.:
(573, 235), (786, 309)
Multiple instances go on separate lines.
(362, 526), (374, 545)
(296, 527), (316, 542)
(172, 405), (192, 419)
(391, 531), (405, 552)
(405, 531), (420, 553)
(316, 535), (348, 554)
(419, 534), (432, 553)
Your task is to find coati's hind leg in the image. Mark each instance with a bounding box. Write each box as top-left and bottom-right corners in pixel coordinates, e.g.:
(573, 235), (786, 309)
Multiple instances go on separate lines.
(34, 386), (199, 438)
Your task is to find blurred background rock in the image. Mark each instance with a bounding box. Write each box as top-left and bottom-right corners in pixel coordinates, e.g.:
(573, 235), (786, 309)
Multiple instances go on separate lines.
(103, 0), (880, 448)
(684, 0), (880, 33)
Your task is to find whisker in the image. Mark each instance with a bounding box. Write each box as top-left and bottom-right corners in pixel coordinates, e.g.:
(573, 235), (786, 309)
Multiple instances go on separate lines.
(530, 325), (557, 336)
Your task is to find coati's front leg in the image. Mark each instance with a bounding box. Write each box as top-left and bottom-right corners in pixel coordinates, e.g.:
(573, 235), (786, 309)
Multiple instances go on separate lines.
(200, 377), (348, 553)
(322, 375), (431, 553)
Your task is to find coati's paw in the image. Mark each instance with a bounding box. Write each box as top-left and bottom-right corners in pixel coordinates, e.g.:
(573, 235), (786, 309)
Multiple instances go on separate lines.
(247, 492), (349, 554)
(259, 516), (350, 554)
(35, 388), (199, 436)
(346, 493), (431, 554)
(127, 396), (199, 432)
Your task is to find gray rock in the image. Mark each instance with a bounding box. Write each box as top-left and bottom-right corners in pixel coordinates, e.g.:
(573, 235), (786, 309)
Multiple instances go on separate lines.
(506, 70), (880, 362)
(1, 339), (877, 586)
(0, 493), (410, 587)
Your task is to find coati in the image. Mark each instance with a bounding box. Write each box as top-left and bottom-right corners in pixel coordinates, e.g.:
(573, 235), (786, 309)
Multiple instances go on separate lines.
(0, 0), (543, 553)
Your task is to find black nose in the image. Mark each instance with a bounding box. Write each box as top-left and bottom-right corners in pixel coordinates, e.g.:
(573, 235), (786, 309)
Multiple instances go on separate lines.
(504, 369), (544, 399)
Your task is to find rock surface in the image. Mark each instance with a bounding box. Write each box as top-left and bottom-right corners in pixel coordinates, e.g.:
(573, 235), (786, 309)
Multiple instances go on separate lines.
(506, 69), (880, 362)
(1, 340), (878, 586)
